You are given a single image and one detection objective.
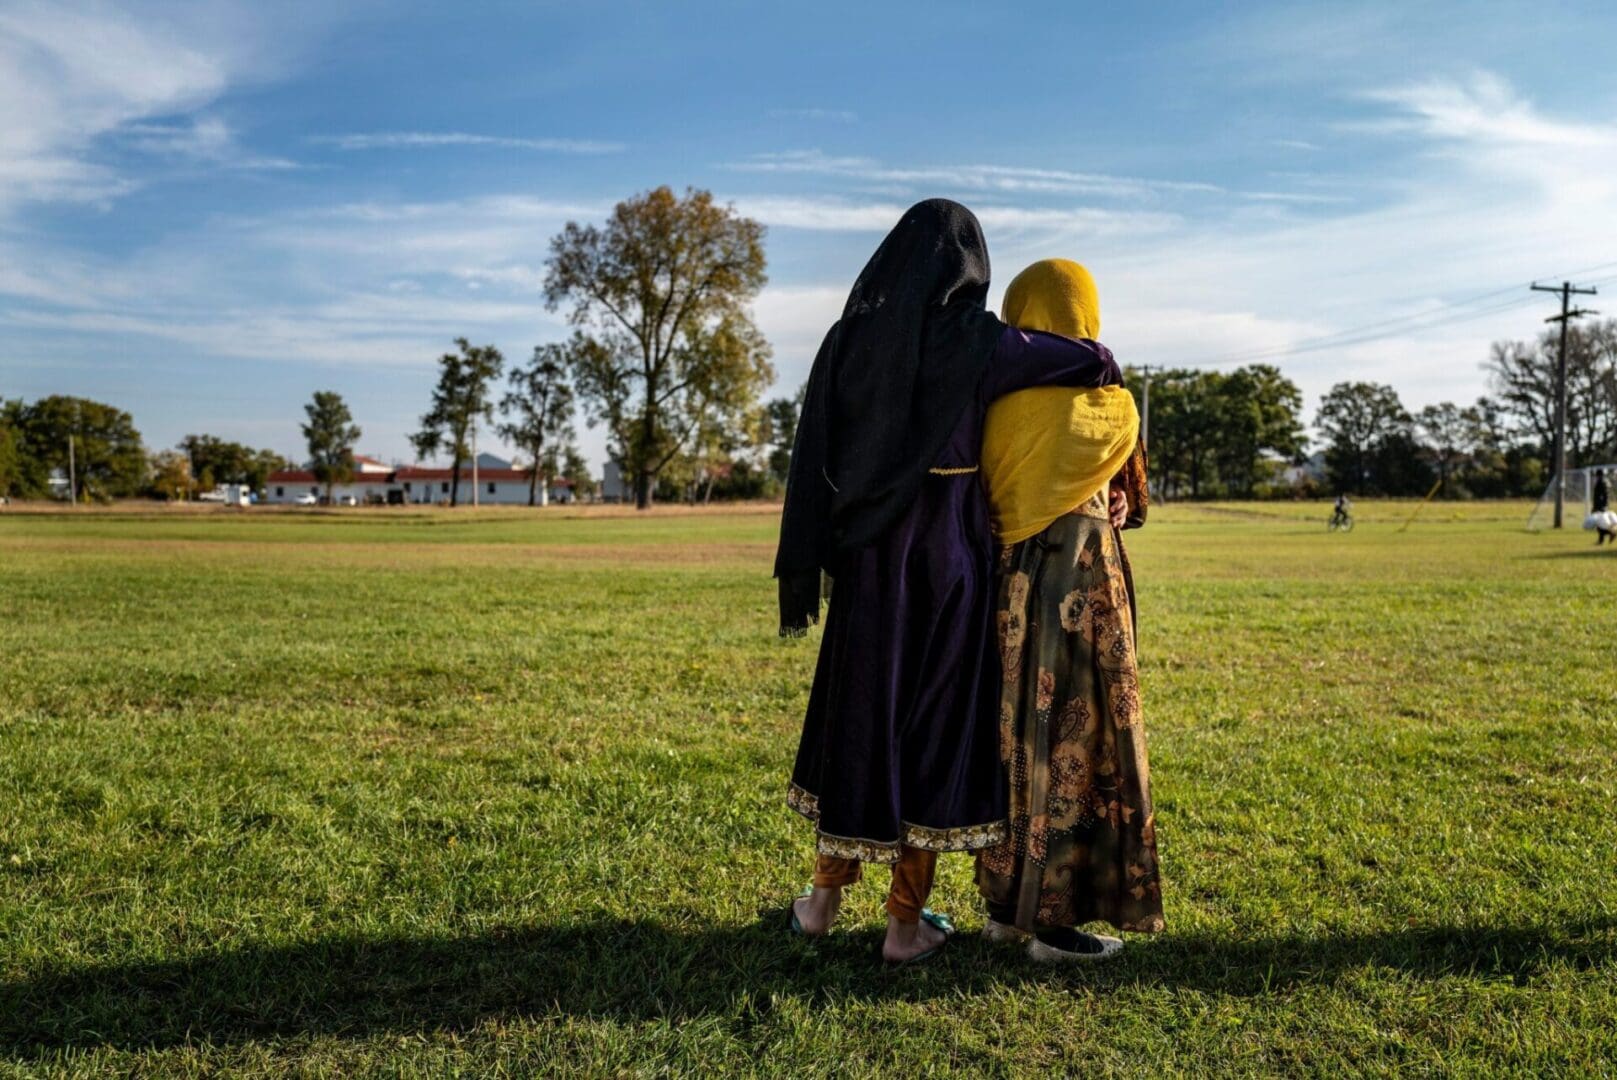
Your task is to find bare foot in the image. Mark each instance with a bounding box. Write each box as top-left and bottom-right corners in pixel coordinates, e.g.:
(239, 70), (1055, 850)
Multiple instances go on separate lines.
(881, 914), (947, 964)
(792, 885), (842, 937)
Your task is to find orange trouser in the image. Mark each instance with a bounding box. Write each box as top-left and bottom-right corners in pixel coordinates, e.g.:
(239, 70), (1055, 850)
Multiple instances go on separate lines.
(812, 846), (937, 923)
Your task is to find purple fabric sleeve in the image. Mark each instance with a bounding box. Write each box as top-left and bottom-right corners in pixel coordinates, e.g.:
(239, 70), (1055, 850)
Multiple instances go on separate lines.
(980, 325), (1122, 402)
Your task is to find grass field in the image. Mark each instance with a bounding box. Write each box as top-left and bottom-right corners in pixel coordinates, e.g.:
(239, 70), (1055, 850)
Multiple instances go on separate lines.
(2, 500), (1615, 1077)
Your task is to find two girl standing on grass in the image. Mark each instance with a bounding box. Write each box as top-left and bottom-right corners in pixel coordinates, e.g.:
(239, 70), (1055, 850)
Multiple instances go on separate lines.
(774, 200), (1162, 965)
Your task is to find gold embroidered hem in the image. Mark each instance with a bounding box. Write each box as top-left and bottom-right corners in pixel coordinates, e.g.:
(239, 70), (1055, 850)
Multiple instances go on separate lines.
(928, 465), (979, 476)
(787, 782), (1008, 864)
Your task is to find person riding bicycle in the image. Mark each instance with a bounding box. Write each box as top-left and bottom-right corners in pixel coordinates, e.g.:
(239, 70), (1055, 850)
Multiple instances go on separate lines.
(1330, 493), (1352, 528)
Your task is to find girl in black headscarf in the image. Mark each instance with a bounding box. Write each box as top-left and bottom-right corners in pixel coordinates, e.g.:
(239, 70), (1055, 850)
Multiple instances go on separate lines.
(776, 199), (1122, 964)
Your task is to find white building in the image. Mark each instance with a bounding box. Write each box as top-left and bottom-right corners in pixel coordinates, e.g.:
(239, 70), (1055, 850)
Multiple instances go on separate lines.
(265, 453), (575, 506)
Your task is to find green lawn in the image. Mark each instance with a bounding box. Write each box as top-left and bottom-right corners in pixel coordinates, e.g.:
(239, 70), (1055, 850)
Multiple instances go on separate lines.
(1, 501), (1614, 1077)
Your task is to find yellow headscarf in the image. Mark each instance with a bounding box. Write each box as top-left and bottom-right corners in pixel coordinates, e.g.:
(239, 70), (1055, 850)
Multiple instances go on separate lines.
(982, 259), (1140, 544)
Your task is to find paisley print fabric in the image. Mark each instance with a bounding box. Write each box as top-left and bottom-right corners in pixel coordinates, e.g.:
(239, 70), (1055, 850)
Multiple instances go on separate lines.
(977, 495), (1164, 933)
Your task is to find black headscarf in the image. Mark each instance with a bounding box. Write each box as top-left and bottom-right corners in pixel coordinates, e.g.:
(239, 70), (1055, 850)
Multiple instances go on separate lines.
(773, 199), (1004, 635)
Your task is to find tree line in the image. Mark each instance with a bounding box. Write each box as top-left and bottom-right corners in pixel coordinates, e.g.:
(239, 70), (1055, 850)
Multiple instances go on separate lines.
(6, 187), (1614, 505)
(0, 395), (298, 503)
(1127, 318), (1617, 499)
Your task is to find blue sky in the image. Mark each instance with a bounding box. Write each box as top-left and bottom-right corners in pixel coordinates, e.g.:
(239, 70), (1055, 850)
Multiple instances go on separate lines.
(4, 0), (1617, 471)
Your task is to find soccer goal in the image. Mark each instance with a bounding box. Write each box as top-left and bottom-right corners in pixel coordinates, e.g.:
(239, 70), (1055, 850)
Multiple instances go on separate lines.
(1526, 464), (1617, 531)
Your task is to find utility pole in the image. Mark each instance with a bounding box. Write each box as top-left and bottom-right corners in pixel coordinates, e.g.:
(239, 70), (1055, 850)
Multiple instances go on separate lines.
(1530, 281), (1598, 528)
(66, 433), (77, 507)
(1134, 365), (1161, 453)
(471, 420), (479, 508)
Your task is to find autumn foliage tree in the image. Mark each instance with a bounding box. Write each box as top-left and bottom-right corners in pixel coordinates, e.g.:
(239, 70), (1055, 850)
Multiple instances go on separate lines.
(148, 450), (194, 501)
(544, 186), (772, 509)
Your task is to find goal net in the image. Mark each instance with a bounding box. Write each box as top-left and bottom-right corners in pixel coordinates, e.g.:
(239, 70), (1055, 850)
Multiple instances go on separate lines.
(1527, 464), (1617, 531)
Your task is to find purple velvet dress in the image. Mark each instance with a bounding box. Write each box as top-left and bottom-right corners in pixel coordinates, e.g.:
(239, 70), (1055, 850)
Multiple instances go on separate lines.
(787, 326), (1121, 863)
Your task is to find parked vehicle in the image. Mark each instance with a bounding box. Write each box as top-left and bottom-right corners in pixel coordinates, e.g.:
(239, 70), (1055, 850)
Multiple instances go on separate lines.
(295, 493), (318, 506)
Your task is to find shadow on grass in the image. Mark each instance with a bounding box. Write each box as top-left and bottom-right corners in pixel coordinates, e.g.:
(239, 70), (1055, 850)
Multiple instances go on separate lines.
(4, 914), (1614, 1053)
(1523, 547), (1617, 559)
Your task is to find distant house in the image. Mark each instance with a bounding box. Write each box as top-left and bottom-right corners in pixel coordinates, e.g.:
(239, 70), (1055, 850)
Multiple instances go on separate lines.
(265, 451), (577, 506)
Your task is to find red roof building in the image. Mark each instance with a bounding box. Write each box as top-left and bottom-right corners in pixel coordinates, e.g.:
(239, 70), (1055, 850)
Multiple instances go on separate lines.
(265, 463), (579, 505)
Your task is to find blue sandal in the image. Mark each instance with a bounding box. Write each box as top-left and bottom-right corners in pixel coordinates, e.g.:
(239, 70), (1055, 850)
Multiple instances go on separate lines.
(885, 908), (955, 968)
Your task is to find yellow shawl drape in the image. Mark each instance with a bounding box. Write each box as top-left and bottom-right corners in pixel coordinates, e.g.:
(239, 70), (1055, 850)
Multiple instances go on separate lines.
(982, 259), (1139, 544)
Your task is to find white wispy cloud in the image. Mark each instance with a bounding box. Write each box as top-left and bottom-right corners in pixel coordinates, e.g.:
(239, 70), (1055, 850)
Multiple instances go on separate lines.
(312, 132), (625, 154)
(1238, 191), (1352, 205)
(0, 2), (315, 210)
(768, 107), (858, 123)
(0, 2), (227, 209)
(1347, 71), (1617, 215)
(972, 70), (1617, 425)
(1358, 72), (1615, 149)
(730, 195), (1180, 236)
(0, 191), (590, 378)
(727, 149), (1221, 199)
(122, 116), (300, 170)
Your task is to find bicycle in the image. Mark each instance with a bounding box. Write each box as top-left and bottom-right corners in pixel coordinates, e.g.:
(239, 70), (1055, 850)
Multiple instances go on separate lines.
(1327, 510), (1354, 533)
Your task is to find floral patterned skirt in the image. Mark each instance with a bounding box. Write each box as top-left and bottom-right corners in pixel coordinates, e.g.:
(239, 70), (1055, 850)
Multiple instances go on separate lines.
(976, 498), (1165, 933)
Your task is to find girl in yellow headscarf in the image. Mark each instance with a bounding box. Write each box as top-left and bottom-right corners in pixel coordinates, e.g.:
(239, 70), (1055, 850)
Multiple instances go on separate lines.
(975, 259), (1164, 963)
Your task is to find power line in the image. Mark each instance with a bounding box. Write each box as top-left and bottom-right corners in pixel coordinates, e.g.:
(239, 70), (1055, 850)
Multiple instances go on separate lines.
(1189, 297), (1538, 371)
(1190, 260), (1617, 369)
(1197, 293), (1543, 369)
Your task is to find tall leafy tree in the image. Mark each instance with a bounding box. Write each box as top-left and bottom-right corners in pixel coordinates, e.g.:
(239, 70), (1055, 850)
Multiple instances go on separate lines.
(1416, 402), (1478, 498)
(180, 434), (290, 494)
(1465, 395), (1544, 497)
(9, 395), (145, 500)
(412, 338), (505, 508)
(1212, 365), (1307, 497)
(687, 400), (758, 504)
(1316, 381), (1411, 494)
(246, 448), (292, 493)
(1137, 369), (1222, 499)
(543, 444), (594, 501)
(764, 392), (802, 485)
(0, 411), (19, 498)
(544, 186), (772, 509)
(301, 391), (362, 504)
(1367, 429), (1436, 496)
(499, 344), (576, 506)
